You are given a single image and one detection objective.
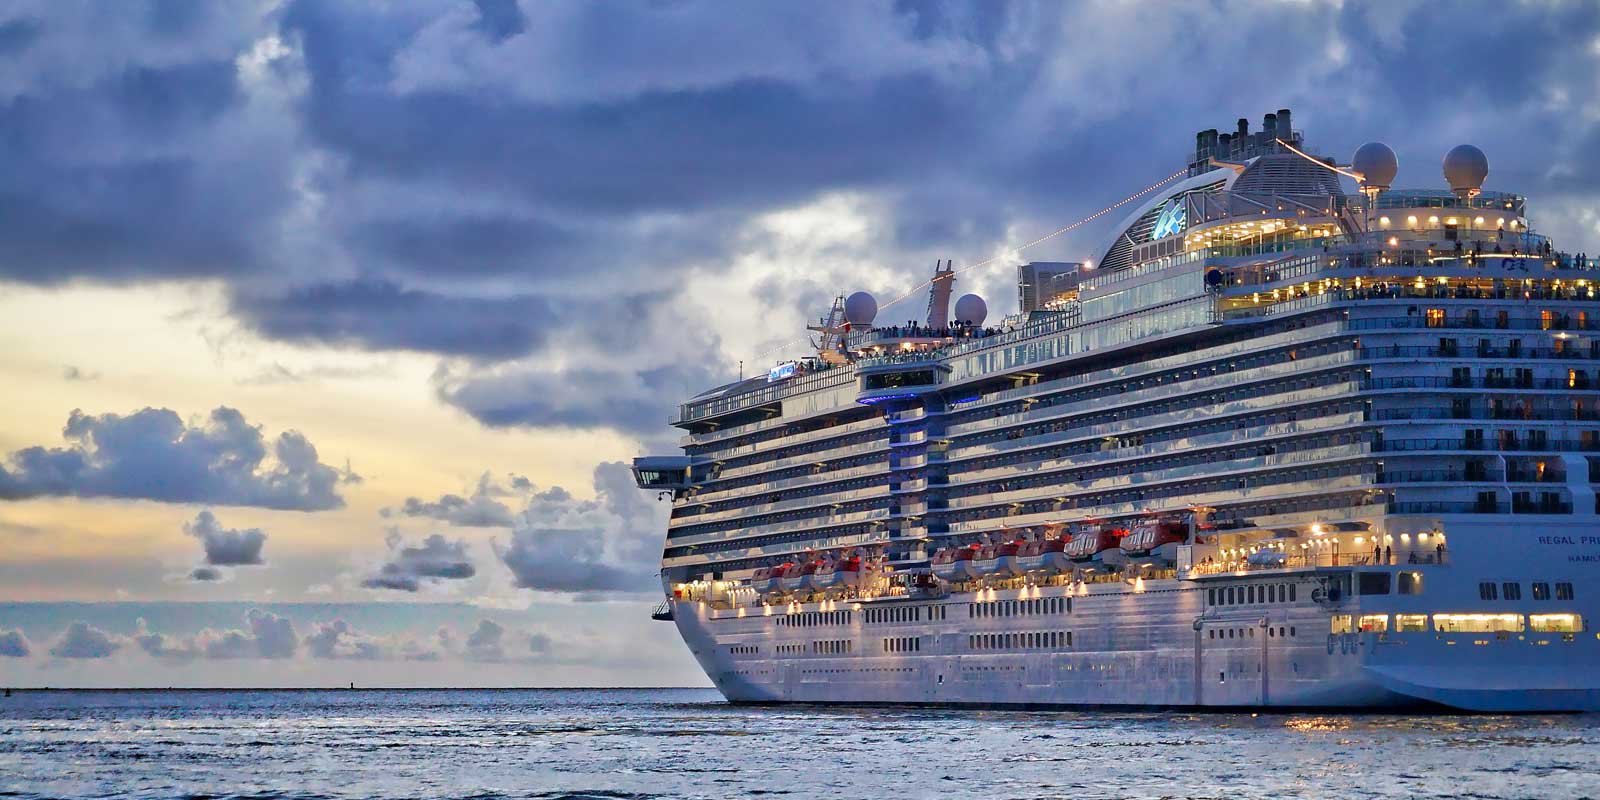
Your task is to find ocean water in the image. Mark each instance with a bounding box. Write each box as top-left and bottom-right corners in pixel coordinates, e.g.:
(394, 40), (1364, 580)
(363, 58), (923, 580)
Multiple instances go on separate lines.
(1, 688), (1597, 800)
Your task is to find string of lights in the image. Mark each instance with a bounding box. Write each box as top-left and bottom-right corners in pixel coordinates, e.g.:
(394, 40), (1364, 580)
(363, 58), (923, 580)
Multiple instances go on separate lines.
(753, 166), (1192, 361)
(1275, 137), (1364, 182)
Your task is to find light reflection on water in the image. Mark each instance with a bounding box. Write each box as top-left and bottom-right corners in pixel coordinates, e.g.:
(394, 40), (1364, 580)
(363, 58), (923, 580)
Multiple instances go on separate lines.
(1, 688), (1597, 799)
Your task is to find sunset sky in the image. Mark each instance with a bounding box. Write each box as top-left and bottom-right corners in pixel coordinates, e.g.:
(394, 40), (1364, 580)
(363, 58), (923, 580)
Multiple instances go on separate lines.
(3, 0), (1600, 687)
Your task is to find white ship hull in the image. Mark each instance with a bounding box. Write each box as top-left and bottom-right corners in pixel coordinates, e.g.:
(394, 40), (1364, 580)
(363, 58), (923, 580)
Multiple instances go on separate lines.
(667, 519), (1600, 712)
(641, 110), (1600, 715)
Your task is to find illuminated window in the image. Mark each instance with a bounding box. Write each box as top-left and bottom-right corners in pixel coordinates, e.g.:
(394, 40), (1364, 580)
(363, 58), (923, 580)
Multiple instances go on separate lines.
(1330, 615), (1353, 634)
(1425, 309), (1446, 328)
(1433, 613), (1524, 633)
(1358, 614), (1389, 633)
(1529, 614), (1582, 633)
(1395, 614), (1428, 632)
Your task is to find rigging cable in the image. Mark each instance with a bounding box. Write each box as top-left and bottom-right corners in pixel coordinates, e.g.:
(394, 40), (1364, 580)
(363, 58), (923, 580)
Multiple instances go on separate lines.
(754, 166), (1191, 360)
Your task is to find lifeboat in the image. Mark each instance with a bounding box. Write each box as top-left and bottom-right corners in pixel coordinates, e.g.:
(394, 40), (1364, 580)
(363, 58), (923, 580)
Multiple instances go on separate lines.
(1066, 528), (1125, 563)
(1017, 538), (1071, 575)
(783, 560), (820, 592)
(1120, 521), (1188, 559)
(812, 555), (864, 591)
(930, 545), (979, 582)
(802, 559), (832, 591)
(752, 563), (793, 595)
(969, 540), (1022, 577)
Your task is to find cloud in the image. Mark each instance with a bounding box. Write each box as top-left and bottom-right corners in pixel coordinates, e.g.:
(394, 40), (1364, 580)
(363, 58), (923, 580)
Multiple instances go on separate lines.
(185, 510), (268, 566)
(463, 619), (504, 662)
(0, 628), (30, 657)
(188, 566), (225, 582)
(0, 406), (353, 510)
(495, 462), (665, 595)
(198, 609), (298, 659)
(49, 621), (120, 659)
(361, 533), (477, 593)
(304, 619), (385, 660)
(62, 365), (99, 381)
(393, 474), (515, 527)
(230, 278), (562, 360)
(134, 619), (202, 661)
(4, 0), (1600, 452)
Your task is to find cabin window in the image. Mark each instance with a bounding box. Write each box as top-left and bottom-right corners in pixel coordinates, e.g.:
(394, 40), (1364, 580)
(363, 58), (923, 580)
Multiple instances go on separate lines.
(1434, 613), (1523, 633)
(1479, 582), (1498, 600)
(1398, 572), (1423, 595)
(1503, 582), (1522, 600)
(1359, 572), (1391, 595)
(1533, 582), (1551, 601)
(1529, 614), (1582, 633)
(1556, 582), (1575, 601)
(1358, 614), (1389, 633)
(1331, 615), (1353, 634)
(1395, 614), (1428, 632)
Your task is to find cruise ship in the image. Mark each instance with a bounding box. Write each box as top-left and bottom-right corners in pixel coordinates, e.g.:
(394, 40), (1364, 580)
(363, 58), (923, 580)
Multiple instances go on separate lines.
(633, 109), (1600, 712)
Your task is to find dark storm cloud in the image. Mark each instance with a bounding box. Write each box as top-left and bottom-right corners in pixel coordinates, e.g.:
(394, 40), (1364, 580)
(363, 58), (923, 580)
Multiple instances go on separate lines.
(361, 533), (477, 593)
(231, 278), (561, 360)
(5, 0), (1600, 444)
(49, 622), (120, 659)
(185, 510), (268, 566)
(0, 407), (352, 511)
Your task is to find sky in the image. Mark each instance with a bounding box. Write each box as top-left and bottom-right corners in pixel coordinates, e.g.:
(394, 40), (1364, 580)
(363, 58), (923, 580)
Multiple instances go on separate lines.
(2, 0), (1600, 688)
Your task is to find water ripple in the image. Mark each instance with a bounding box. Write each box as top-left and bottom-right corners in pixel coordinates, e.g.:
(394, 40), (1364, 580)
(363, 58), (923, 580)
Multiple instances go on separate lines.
(1, 689), (1598, 799)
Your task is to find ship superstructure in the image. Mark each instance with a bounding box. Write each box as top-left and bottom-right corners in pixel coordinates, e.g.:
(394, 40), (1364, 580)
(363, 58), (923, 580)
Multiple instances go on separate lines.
(634, 110), (1600, 711)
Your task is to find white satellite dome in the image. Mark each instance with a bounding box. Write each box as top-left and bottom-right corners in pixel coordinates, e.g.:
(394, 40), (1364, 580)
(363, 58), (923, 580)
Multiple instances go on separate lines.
(952, 294), (988, 327)
(1351, 142), (1398, 191)
(843, 291), (877, 327)
(1443, 144), (1489, 196)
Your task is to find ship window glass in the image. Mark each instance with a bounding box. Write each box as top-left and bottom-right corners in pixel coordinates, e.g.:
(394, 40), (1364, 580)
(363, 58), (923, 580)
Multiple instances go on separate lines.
(1358, 615), (1389, 633)
(1533, 582), (1551, 601)
(1208, 589), (1217, 605)
(1398, 572), (1422, 595)
(1479, 582), (1498, 600)
(1359, 573), (1391, 595)
(1556, 582), (1575, 600)
(1434, 613), (1523, 633)
(1247, 586), (1255, 603)
(1396, 614), (1428, 632)
(1289, 585), (1296, 602)
(1503, 582), (1521, 600)
(1331, 615), (1353, 634)
(1529, 614), (1582, 633)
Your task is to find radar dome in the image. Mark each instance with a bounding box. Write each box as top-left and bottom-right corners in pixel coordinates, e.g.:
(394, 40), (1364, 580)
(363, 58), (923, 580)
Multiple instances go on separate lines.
(1351, 142), (1398, 191)
(843, 291), (878, 327)
(952, 294), (988, 327)
(1443, 144), (1489, 196)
